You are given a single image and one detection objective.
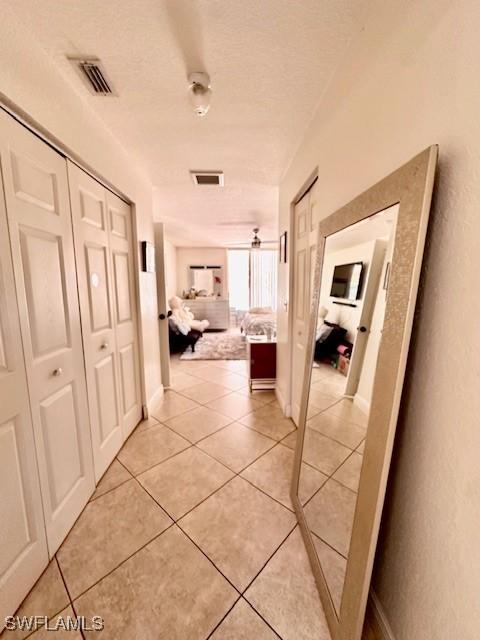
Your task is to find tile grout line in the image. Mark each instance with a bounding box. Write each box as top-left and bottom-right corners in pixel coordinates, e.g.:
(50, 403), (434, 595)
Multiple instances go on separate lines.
(311, 529), (349, 562)
(79, 428), (346, 605)
(107, 450), (302, 615)
(240, 596), (284, 639)
(175, 522), (244, 597)
(127, 473), (245, 597)
(88, 476), (132, 503)
(67, 521), (178, 604)
(55, 555), (87, 639)
(15, 363), (344, 639)
(301, 447), (360, 514)
(240, 523), (299, 597)
(56, 366), (355, 636)
(204, 595), (243, 640)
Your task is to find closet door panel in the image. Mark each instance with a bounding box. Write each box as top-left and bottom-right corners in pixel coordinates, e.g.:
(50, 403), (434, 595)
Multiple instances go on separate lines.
(107, 191), (142, 437)
(94, 354), (120, 441)
(68, 162), (123, 481)
(0, 110), (94, 555)
(0, 138), (48, 628)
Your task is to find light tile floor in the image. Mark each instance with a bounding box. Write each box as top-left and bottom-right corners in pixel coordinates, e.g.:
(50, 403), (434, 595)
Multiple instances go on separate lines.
(3, 357), (369, 640)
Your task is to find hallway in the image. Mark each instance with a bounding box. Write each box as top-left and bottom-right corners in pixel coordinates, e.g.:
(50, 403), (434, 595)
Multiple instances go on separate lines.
(5, 358), (357, 640)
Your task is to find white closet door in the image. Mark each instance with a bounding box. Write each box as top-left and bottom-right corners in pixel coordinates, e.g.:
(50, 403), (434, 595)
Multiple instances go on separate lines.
(0, 155), (48, 628)
(68, 162), (123, 481)
(0, 111), (95, 555)
(106, 190), (142, 438)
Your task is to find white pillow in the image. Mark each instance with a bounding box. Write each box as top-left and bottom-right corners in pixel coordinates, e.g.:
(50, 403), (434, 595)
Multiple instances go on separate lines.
(169, 316), (190, 336)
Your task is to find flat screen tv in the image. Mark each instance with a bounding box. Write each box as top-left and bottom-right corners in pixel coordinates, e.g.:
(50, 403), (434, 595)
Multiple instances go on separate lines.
(330, 262), (364, 300)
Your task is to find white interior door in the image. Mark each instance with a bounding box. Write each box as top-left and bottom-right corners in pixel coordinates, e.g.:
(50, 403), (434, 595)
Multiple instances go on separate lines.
(291, 180), (319, 424)
(106, 190), (142, 438)
(0, 110), (95, 555)
(68, 163), (123, 481)
(345, 239), (387, 399)
(154, 222), (171, 388)
(0, 152), (48, 628)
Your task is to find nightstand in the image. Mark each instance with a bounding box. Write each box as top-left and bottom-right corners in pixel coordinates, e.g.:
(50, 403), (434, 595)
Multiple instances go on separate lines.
(247, 336), (276, 391)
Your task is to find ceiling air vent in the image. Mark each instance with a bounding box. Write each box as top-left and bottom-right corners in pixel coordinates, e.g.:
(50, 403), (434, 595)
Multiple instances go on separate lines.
(68, 57), (115, 96)
(190, 171), (224, 186)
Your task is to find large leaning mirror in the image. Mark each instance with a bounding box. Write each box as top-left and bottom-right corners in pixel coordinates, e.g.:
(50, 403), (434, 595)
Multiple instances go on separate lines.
(291, 147), (438, 640)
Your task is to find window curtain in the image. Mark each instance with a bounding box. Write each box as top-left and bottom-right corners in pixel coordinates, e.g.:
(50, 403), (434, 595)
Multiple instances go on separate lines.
(227, 250), (250, 311)
(250, 250), (278, 309)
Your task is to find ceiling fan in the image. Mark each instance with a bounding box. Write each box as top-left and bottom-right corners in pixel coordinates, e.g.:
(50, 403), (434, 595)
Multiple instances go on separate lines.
(227, 228), (278, 249)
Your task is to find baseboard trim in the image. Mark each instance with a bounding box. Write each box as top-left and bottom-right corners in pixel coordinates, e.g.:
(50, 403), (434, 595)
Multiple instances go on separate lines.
(146, 385), (164, 417)
(368, 591), (396, 640)
(354, 393), (370, 416)
(275, 385), (291, 416)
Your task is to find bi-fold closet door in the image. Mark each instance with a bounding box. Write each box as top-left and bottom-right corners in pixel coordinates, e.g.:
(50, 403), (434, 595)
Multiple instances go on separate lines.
(68, 163), (142, 482)
(0, 130), (49, 625)
(0, 110), (95, 560)
(0, 109), (143, 626)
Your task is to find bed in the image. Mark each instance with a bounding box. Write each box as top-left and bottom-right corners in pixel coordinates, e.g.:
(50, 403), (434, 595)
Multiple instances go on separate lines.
(241, 307), (276, 336)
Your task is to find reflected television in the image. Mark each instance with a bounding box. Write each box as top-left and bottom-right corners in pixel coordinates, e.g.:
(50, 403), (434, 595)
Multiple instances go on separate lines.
(330, 262), (364, 300)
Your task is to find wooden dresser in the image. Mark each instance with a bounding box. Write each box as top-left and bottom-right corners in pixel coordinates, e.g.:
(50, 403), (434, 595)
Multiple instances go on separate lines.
(184, 298), (230, 330)
(247, 336), (276, 391)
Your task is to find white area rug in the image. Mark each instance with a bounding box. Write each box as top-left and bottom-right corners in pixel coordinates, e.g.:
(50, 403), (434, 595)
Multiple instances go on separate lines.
(180, 333), (247, 360)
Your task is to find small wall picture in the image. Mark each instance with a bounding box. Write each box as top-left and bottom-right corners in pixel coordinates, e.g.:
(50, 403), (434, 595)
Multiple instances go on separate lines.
(279, 231), (288, 263)
(141, 241), (155, 273)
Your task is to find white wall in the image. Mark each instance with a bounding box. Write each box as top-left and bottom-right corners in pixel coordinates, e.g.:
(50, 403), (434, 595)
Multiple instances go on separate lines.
(176, 248), (229, 298)
(277, 1), (480, 638)
(164, 239), (178, 302)
(0, 6), (162, 406)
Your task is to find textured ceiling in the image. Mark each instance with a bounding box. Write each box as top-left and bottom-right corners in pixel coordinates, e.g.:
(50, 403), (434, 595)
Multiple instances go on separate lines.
(8, 0), (366, 246)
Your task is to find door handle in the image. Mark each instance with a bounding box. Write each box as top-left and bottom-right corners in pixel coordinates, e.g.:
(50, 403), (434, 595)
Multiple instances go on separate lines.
(52, 367), (63, 377)
(159, 310), (172, 320)
(100, 342), (109, 350)
(357, 326), (367, 333)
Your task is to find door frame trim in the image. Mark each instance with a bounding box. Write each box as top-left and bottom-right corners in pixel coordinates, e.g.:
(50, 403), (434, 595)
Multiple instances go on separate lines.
(287, 168), (318, 415)
(0, 98), (148, 414)
(0, 97), (130, 203)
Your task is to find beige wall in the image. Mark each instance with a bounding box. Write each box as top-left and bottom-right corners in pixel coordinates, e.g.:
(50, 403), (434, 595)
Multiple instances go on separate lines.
(0, 6), (162, 405)
(176, 248), (229, 298)
(277, 1), (480, 638)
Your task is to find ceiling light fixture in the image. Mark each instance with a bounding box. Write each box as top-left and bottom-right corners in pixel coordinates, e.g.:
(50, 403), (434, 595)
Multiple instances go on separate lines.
(188, 72), (212, 117)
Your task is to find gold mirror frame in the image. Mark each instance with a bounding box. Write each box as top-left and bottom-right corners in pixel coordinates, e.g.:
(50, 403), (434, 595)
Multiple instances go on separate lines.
(291, 146), (438, 640)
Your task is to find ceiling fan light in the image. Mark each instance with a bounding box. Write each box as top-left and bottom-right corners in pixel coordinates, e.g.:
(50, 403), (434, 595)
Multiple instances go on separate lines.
(251, 226), (261, 249)
(188, 72), (211, 117)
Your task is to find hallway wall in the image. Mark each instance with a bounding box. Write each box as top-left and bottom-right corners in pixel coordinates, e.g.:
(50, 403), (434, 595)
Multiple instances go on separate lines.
(164, 238), (178, 302)
(277, 1), (480, 638)
(0, 5), (163, 406)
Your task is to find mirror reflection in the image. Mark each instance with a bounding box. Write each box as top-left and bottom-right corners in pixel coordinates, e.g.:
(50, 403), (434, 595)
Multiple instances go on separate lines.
(189, 265), (223, 297)
(298, 204), (398, 615)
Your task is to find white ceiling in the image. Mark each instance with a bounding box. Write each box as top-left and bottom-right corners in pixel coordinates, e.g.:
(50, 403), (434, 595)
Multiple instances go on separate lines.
(8, 0), (366, 246)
